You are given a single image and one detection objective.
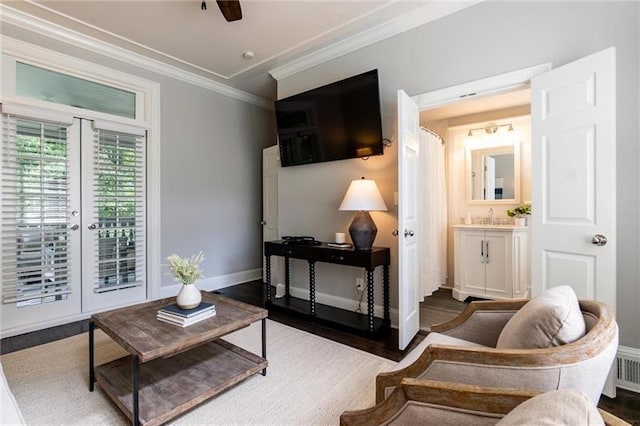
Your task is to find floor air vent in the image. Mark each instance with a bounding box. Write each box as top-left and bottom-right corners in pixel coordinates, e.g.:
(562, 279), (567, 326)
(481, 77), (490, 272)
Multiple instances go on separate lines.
(616, 346), (640, 393)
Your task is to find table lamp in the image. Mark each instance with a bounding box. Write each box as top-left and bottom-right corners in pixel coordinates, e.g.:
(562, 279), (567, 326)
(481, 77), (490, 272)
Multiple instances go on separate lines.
(339, 177), (388, 250)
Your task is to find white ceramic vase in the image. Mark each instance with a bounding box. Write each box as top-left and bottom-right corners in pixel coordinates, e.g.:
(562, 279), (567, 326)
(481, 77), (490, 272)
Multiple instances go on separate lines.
(176, 284), (202, 309)
(515, 217), (527, 227)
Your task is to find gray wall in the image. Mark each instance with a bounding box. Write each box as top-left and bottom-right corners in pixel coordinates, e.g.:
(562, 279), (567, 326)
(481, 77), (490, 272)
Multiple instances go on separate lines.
(1, 23), (277, 293)
(276, 1), (640, 348)
(160, 80), (275, 285)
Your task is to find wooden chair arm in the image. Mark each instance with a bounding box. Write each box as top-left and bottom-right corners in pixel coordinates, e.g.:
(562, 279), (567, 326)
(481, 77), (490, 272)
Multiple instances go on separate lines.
(431, 299), (527, 333)
(598, 409), (632, 426)
(345, 379), (538, 426)
(376, 322), (616, 405)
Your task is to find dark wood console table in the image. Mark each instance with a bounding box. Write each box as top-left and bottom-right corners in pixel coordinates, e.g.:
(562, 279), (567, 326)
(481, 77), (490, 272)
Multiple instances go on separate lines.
(264, 241), (390, 336)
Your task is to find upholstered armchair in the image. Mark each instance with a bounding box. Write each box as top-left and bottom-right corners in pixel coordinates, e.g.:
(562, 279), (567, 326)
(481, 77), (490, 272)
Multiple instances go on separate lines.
(376, 287), (618, 405)
(342, 379), (629, 426)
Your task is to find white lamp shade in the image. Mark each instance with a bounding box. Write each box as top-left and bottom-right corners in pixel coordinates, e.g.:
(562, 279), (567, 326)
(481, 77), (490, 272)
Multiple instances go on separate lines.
(339, 178), (388, 212)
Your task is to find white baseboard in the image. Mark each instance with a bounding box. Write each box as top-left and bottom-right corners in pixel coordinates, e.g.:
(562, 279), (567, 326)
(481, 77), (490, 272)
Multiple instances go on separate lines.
(1, 269), (263, 338)
(160, 268), (263, 298)
(282, 284), (399, 328)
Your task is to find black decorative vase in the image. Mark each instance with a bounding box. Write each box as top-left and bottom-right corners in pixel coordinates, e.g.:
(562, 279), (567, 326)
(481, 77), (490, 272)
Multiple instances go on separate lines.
(348, 211), (377, 250)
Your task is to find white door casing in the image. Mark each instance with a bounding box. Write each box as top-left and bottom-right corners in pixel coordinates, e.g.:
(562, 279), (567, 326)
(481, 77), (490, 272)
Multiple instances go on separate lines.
(531, 48), (616, 396)
(397, 90), (420, 350)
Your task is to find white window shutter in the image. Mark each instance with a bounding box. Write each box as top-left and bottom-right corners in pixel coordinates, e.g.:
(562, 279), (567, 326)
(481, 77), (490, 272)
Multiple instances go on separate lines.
(87, 125), (146, 294)
(1, 115), (73, 305)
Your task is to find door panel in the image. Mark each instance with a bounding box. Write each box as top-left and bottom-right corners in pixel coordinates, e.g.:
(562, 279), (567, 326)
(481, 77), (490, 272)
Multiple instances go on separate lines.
(546, 126), (595, 222)
(544, 251), (595, 299)
(397, 89), (420, 350)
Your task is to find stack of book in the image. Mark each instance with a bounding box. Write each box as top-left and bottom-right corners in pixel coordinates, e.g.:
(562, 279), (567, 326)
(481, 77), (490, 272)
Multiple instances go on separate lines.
(327, 242), (352, 249)
(157, 302), (216, 327)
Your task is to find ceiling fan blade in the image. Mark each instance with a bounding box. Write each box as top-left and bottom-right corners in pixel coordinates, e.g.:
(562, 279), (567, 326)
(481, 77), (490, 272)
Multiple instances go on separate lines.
(216, 0), (242, 22)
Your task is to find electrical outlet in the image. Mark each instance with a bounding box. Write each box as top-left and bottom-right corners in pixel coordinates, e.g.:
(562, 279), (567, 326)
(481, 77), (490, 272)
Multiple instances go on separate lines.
(355, 277), (365, 291)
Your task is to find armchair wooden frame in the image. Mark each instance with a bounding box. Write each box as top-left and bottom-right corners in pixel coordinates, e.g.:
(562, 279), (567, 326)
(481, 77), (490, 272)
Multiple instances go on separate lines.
(376, 299), (617, 404)
(342, 379), (629, 426)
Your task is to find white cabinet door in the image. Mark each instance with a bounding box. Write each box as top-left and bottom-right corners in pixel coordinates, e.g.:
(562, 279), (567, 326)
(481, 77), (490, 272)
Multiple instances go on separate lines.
(459, 230), (486, 292)
(484, 231), (511, 298)
(454, 227), (527, 301)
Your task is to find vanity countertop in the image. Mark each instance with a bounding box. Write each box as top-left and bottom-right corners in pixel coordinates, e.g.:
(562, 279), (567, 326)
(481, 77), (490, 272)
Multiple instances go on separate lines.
(453, 224), (528, 230)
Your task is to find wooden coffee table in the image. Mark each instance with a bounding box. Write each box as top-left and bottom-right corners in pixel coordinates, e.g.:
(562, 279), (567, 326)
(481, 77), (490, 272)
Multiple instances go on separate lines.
(88, 292), (268, 426)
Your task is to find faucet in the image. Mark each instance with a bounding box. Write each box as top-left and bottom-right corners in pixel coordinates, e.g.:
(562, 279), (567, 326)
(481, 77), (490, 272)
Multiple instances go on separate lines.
(487, 208), (494, 225)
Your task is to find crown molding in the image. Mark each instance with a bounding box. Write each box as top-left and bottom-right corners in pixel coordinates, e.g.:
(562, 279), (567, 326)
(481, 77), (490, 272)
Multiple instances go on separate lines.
(269, 1), (483, 81)
(0, 4), (273, 110)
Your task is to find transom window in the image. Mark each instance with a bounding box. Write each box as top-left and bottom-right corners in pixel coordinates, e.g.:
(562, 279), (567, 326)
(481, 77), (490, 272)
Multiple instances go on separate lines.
(16, 62), (136, 119)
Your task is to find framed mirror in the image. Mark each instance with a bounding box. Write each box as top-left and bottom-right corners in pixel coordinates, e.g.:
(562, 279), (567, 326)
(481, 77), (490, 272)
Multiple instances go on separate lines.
(466, 144), (520, 204)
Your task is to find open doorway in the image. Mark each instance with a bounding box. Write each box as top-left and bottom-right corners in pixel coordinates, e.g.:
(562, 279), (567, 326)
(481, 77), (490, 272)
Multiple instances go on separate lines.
(417, 88), (531, 331)
(398, 49), (616, 396)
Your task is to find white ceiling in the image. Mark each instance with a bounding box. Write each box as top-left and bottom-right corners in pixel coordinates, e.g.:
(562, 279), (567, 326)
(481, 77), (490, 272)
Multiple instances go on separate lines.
(2, 0), (477, 100)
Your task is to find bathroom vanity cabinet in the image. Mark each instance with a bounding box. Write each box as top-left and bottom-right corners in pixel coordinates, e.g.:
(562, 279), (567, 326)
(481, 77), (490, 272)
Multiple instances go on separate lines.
(453, 225), (529, 301)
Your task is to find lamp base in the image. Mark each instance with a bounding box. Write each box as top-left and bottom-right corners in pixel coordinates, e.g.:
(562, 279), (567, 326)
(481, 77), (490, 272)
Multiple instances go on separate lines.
(349, 211), (377, 251)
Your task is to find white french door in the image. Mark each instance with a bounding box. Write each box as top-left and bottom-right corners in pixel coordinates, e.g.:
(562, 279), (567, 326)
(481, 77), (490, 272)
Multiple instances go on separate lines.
(1, 111), (147, 335)
(81, 120), (147, 312)
(1, 115), (82, 332)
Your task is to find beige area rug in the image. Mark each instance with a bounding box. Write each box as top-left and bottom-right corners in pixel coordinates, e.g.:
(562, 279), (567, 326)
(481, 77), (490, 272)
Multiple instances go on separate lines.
(1, 319), (394, 425)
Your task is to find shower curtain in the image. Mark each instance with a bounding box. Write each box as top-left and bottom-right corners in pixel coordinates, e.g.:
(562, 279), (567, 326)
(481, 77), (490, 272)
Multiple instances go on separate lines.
(418, 128), (448, 299)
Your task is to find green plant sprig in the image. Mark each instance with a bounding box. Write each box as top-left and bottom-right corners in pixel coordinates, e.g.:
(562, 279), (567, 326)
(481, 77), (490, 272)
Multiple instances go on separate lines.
(167, 251), (204, 285)
(506, 203), (531, 218)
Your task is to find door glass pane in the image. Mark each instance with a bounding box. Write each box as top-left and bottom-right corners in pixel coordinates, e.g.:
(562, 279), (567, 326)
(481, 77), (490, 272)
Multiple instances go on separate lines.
(94, 129), (145, 292)
(16, 62), (136, 119)
(1, 117), (72, 306)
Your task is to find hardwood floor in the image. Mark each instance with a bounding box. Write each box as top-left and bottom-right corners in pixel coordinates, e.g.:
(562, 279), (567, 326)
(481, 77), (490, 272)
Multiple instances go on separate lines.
(1, 279), (638, 424)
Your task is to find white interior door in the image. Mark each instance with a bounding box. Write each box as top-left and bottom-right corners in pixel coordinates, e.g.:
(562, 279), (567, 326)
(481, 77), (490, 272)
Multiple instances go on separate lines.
(531, 48), (616, 396)
(397, 90), (420, 350)
(262, 145), (280, 283)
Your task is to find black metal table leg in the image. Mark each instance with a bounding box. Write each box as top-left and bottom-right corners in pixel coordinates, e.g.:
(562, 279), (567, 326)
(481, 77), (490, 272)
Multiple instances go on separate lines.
(285, 256), (291, 296)
(261, 318), (267, 376)
(383, 264), (390, 325)
(309, 260), (316, 316)
(367, 269), (375, 333)
(265, 255), (272, 303)
(132, 355), (139, 426)
(89, 321), (95, 392)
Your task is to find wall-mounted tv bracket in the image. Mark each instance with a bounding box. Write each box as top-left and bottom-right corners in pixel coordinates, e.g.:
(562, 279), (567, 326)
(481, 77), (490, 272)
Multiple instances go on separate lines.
(361, 138), (392, 161)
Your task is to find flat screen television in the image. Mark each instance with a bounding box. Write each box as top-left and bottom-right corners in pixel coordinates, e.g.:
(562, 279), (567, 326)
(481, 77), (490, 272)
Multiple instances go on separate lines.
(275, 69), (384, 167)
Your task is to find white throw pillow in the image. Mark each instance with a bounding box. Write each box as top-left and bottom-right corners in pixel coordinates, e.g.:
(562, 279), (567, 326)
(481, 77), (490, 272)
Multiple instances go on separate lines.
(497, 390), (604, 426)
(496, 286), (585, 349)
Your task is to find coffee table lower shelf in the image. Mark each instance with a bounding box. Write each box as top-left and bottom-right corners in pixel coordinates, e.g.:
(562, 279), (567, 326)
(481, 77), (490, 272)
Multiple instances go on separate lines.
(95, 339), (267, 426)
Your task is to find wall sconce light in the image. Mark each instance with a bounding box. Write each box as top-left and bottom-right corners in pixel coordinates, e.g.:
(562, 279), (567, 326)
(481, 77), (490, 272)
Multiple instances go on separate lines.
(467, 122), (514, 137)
(339, 177), (387, 250)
